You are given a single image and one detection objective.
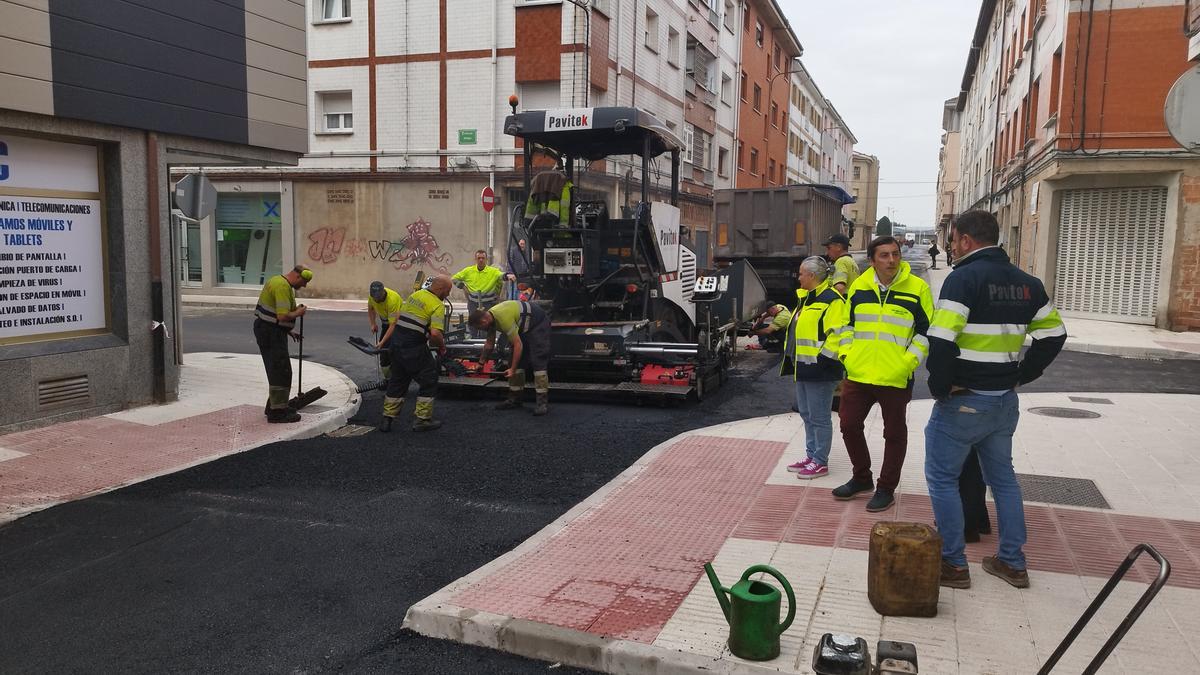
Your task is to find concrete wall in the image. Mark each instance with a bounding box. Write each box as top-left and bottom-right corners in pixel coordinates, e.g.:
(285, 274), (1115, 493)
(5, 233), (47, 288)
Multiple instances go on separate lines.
(292, 177), (500, 300)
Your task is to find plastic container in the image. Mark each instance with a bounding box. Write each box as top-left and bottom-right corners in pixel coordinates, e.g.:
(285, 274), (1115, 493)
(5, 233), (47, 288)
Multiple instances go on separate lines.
(867, 521), (942, 617)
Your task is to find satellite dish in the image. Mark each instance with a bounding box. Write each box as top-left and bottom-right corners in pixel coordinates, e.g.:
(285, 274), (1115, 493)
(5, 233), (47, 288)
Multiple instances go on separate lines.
(1165, 64), (1200, 153)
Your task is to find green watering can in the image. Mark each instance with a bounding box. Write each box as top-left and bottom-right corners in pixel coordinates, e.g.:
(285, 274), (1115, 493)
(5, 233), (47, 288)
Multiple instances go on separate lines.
(704, 562), (796, 661)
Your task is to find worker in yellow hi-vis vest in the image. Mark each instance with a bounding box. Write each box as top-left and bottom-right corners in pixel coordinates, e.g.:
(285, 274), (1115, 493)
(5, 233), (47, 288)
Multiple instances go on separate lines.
(253, 265), (312, 423)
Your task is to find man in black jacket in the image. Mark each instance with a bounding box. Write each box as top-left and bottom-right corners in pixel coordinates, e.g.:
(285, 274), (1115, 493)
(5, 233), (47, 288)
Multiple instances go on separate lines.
(924, 210), (1067, 590)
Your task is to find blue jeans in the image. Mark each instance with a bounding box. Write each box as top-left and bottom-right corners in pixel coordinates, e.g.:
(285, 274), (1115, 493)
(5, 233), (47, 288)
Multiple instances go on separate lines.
(924, 391), (1026, 569)
(794, 379), (838, 465)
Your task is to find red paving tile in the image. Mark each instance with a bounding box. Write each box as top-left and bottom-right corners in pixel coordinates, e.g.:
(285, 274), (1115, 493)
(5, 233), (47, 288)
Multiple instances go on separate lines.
(452, 433), (1200, 644)
(0, 405), (286, 516)
(454, 435), (787, 644)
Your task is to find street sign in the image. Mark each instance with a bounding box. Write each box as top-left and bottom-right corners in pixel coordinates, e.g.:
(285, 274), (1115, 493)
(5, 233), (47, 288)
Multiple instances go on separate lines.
(1165, 64), (1200, 153)
(458, 129), (477, 145)
(481, 186), (496, 213)
(173, 173), (218, 221)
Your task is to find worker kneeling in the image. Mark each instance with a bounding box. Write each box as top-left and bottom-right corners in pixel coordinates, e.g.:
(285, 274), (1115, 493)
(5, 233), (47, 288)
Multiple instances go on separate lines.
(378, 275), (452, 432)
(469, 299), (551, 416)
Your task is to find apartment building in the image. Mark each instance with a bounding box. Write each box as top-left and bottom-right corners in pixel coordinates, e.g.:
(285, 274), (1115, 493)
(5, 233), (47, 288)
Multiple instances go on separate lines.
(934, 98), (961, 245)
(849, 152), (880, 249)
(819, 104), (855, 192)
(951, 0), (1200, 330)
(0, 0), (307, 430)
(786, 61), (824, 184)
(735, 0), (802, 188)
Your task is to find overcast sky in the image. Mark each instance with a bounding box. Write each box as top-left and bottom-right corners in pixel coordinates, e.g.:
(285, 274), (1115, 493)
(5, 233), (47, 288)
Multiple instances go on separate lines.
(779, 1), (981, 229)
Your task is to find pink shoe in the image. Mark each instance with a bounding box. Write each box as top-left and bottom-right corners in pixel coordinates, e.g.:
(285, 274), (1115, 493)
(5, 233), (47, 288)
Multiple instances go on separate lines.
(786, 459), (812, 473)
(797, 462), (828, 479)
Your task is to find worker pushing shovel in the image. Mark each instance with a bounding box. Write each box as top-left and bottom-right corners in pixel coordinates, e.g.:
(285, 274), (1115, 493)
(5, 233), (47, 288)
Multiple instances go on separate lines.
(253, 265), (325, 423)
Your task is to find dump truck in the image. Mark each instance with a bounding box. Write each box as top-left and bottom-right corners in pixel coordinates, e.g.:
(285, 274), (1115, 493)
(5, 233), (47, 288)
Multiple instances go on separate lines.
(712, 185), (849, 307)
(437, 106), (767, 402)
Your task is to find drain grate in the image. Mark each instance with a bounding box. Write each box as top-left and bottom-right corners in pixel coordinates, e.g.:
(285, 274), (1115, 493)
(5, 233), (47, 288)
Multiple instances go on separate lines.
(1016, 473), (1111, 509)
(1068, 396), (1114, 405)
(1028, 406), (1102, 419)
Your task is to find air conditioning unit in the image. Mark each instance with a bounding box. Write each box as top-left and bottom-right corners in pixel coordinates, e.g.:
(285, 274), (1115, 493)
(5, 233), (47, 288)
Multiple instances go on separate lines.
(453, 156), (474, 167)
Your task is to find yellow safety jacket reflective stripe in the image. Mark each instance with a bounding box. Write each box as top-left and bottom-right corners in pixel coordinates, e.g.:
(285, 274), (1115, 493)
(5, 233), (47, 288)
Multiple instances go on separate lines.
(780, 282), (846, 380)
(839, 262), (933, 388)
(452, 265), (505, 303)
(395, 289), (446, 339)
(254, 275), (296, 328)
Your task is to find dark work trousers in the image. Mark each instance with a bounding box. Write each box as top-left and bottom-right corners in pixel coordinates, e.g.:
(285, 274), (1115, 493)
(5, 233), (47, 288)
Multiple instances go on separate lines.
(254, 318), (292, 410)
(961, 447), (992, 537)
(385, 339), (438, 402)
(377, 320), (392, 375)
(839, 378), (914, 491)
(517, 305), (551, 372)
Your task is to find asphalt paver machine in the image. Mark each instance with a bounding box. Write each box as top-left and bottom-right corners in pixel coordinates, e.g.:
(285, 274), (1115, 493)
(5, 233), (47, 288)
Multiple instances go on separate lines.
(439, 106), (767, 402)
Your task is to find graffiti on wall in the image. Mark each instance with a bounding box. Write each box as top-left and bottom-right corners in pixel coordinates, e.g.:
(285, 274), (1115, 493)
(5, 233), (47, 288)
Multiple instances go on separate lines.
(306, 218), (454, 272)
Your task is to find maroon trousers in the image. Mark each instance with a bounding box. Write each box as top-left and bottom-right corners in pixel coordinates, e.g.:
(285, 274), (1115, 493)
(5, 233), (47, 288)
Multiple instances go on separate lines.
(838, 378), (913, 491)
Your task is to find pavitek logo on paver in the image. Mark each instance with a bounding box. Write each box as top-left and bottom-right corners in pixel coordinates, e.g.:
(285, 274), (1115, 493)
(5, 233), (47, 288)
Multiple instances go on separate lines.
(546, 109), (593, 131)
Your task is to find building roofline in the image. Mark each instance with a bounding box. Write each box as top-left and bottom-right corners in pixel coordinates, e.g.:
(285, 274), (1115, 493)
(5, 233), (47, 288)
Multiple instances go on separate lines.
(822, 98), (857, 144)
(756, 0), (804, 56)
(956, 0), (998, 111)
(852, 151), (878, 164)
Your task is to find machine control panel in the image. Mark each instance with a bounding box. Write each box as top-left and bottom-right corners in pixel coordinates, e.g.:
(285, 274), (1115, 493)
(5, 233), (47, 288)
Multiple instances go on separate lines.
(694, 276), (718, 294)
(544, 248), (584, 275)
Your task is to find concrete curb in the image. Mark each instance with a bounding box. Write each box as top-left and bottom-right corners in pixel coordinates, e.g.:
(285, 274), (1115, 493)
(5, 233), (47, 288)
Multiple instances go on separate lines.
(1061, 339), (1200, 361)
(402, 425), (794, 675)
(0, 361), (361, 525)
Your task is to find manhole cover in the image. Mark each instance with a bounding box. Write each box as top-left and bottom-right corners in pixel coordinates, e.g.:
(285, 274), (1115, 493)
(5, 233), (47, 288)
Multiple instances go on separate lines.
(1015, 473), (1111, 509)
(1068, 396), (1114, 405)
(1028, 406), (1102, 419)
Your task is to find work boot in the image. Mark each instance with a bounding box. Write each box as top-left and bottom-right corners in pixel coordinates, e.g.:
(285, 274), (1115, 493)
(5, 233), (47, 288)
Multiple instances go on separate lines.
(866, 489), (895, 513)
(378, 416), (394, 433)
(412, 418), (442, 432)
(831, 478), (874, 501)
(495, 392), (523, 410)
(533, 392), (548, 416)
(267, 409), (301, 424)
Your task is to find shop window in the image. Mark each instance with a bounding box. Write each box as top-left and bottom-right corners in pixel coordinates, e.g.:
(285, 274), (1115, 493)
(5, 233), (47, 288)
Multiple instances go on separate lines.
(215, 193), (283, 286)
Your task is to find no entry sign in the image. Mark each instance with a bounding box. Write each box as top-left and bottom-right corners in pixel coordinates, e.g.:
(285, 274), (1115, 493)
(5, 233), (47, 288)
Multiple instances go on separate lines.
(481, 186), (496, 213)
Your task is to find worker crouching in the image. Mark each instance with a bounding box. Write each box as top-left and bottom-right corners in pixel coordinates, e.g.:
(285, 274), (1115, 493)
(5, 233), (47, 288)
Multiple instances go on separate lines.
(378, 276), (452, 432)
(469, 299), (551, 415)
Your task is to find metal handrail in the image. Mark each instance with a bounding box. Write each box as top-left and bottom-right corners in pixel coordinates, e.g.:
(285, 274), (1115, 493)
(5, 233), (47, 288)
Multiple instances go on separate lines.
(1037, 544), (1171, 674)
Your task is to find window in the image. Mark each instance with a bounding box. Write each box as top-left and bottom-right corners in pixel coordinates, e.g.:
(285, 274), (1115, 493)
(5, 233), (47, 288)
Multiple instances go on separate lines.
(318, 91), (353, 133)
(644, 8), (660, 52)
(686, 36), (717, 92)
(852, 209), (859, 220)
(691, 128), (712, 170)
(752, 84), (761, 112)
(755, 21), (763, 48)
(682, 123), (695, 164)
(749, 148), (759, 175)
(773, 45), (782, 70)
(740, 72), (747, 101)
(215, 192), (283, 286)
(852, 188), (860, 199)
(1048, 49), (1062, 119)
(737, 141), (744, 169)
(768, 159), (776, 183)
(723, 0), (735, 32)
(667, 27), (681, 66)
(743, 6), (750, 30)
(318, 0), (350, 21)
(1029, 78), (1041, 133)
(853, 165), (861, 180)
(718, 146), (729, 176)
(721, 73), (733, 105)
(770, 102), (778, 127)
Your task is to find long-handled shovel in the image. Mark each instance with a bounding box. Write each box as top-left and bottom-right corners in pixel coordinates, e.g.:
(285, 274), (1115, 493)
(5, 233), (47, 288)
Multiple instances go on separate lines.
(288, 314), (328, 409)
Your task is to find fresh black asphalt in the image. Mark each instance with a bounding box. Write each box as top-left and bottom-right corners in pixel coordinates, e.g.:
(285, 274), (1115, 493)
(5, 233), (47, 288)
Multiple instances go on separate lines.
(2, 307), (1198, 674)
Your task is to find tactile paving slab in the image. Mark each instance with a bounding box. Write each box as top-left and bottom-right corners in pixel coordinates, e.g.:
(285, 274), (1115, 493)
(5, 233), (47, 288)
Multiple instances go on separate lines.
(453, 434), (787, 643)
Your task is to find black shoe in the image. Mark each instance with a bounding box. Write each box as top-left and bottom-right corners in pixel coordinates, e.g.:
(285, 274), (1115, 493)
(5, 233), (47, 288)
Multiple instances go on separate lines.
(978, 522), (992, 535)
(267, 409), (301, 424)
(832, 479), (874, 501)
(964, 529), (981, 544)
(412, 418), (442, 432)
(378, 416), (393, 433)
(866, 489), (895, 512)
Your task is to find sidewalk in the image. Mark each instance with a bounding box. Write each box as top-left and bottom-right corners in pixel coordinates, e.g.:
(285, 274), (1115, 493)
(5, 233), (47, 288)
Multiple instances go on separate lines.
(405, 392), (1200, 674)
(0, 352), (360, 524)
(924, 266), (1200, 361)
